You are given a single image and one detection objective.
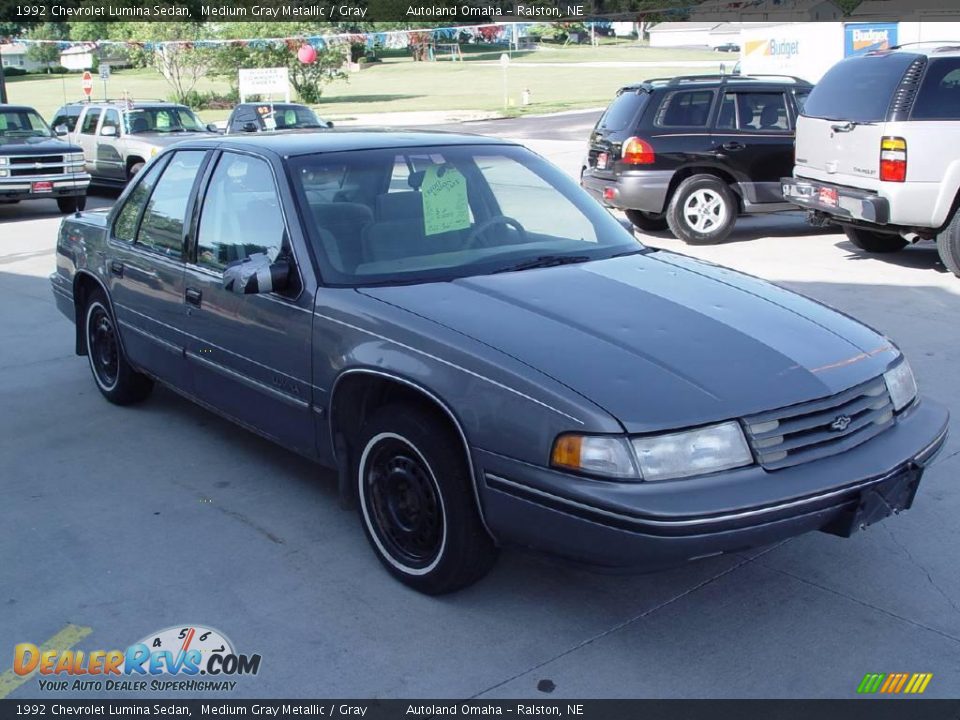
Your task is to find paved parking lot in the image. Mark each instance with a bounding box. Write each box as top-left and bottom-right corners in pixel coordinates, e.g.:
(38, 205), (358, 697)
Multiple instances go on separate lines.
(2, 123), (959, 699)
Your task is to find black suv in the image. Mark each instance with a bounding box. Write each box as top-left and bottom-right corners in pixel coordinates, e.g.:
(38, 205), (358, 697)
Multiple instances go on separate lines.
(581, 75), (812, 244)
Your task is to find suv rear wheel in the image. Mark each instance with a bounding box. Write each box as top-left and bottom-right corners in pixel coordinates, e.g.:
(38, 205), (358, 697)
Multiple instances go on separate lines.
(666, 174), (737, 244)
(844, 227), (908, 254)
(936, 211), (960, 277)
(625, 209), (668, 233)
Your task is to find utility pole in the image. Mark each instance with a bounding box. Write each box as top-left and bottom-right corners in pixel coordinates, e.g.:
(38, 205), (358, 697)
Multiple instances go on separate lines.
(0, 48), (8, 104)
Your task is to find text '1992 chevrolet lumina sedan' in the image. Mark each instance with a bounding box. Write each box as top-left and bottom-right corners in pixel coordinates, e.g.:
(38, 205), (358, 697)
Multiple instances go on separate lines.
(51, 131), (949, 594)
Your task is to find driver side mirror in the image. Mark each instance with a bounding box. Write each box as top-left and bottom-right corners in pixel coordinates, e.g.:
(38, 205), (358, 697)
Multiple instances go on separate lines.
(222, 254), (292, 295)
(241, 121), (258, 133)
(206, 123), (222, 133)
(54, 124), (69, 137)
(100, 125), (118, 137)
(325, 120), (334, 129)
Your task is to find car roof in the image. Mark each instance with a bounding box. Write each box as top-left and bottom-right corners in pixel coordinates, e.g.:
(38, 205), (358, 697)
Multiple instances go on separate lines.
(168, 129), (519, 156)
(0, 105), (41, 113)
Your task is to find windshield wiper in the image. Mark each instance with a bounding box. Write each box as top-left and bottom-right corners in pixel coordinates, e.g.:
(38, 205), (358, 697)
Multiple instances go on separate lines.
(494, 255), (592, 274)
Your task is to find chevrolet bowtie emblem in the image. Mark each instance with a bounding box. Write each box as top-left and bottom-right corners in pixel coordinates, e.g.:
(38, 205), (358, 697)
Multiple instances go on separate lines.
(831, 415), (852, 432)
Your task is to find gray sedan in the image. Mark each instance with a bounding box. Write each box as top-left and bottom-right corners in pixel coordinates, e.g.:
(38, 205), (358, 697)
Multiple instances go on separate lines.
(50, 131), (949, 594)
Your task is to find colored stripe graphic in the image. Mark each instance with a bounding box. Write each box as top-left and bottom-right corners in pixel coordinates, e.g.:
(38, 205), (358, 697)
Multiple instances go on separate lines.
(858, 672), (933, 694)
(0, 624), (93, 699)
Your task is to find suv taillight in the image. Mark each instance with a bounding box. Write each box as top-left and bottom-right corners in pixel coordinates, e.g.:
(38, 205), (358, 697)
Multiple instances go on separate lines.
(621, 137), (655, 165)
(880, 136), (907, 182)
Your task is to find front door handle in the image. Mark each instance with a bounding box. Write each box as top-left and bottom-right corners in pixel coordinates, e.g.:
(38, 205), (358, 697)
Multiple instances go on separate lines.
(722, 141), (745, 151)
(185, 287), (202, 307)
(109, 260), (124, 277)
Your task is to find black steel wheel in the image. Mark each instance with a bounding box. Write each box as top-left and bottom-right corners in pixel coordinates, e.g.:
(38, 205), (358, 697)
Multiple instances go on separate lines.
(356, 405), (497, 594)
(83, 290), (153, 405)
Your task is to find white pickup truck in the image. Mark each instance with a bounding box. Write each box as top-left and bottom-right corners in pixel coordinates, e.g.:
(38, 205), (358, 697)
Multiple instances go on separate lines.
(782, 45), (960, 277)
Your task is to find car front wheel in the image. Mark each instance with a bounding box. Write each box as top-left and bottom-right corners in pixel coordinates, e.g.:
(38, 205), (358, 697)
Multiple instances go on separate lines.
(84, 290), (154, 405)
(356, 405), (497, 594)
(844, 226), (908, 254)
(666, 174), (737, 244)
(625, 209), (669, 232)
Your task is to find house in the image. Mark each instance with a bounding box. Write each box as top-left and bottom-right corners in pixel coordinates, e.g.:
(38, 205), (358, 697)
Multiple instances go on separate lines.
(59, 45), (95, 71)
(647, 21), (778, 49)
(689, 0), (843, 22)
(0, 43), (44, 72)
(648, 22), (726, 48)
(850, 0), (960, 20)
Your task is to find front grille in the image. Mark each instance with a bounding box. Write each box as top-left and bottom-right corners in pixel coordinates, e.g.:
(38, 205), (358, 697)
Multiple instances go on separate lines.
(9, 154), (67, 177)
(743, 376), (894, 471)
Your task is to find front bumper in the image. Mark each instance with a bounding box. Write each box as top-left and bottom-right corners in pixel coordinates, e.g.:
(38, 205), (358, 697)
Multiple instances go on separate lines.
(477, 398), (949, 570)
(581, 169), (674, 214)
(0, 173), (90, 201)
(781, 176), (889, 225)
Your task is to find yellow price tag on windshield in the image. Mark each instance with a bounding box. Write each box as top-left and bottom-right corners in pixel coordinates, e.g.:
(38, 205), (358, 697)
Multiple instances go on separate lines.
(422, 165), (470, 236)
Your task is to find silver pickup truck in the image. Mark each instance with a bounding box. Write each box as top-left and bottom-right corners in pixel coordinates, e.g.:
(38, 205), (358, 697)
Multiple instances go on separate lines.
(53, 100), (217, 186)
(0, 104), (89, 213)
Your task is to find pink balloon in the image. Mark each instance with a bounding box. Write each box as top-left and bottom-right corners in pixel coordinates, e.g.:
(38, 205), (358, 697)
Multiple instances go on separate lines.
(298, 44), (317, 64)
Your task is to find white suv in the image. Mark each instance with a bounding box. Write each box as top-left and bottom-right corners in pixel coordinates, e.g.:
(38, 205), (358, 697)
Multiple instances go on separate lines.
(782, 45), (960, 276)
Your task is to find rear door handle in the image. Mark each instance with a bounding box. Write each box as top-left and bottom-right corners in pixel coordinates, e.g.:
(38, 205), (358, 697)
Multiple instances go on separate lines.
(722, 141), (745, 151)
(109, 260), (124, 277)
(185, 287), (202, 307)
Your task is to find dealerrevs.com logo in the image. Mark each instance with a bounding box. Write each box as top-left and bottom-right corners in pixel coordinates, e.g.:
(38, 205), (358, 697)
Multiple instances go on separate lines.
(14, 625), (261, 693)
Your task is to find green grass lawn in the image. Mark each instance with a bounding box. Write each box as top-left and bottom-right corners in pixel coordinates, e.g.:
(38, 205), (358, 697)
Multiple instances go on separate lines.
(6, 46), (726, 122)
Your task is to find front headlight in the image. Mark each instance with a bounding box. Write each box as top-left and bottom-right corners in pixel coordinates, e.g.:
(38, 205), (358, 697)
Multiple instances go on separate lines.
(884, 358), (917, 412)
(0, 156), (8, 166)
(631, 421), (753, 482)
(551, 434), (638, 479)
(66, 152), (85, 162)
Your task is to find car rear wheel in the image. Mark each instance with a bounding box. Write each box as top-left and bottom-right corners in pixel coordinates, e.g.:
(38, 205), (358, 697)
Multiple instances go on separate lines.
(937, 212), (960, 277)
(844, 226), (908, 254)
(355, 405), (497, 594)
(625, 209), (669, 232)
(84, 290), (154, 405)
(666, 174), (737, 244)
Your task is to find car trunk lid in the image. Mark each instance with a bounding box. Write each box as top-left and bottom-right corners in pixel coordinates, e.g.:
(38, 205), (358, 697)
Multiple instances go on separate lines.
(587, 88), (650, 176)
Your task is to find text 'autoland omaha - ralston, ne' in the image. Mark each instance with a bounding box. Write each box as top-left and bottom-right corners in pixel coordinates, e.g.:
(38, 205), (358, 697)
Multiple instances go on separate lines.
(406, 5), (584, 17)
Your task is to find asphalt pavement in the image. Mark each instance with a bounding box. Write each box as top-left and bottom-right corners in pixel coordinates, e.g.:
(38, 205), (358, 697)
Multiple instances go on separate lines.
(2, 118), (959, 699)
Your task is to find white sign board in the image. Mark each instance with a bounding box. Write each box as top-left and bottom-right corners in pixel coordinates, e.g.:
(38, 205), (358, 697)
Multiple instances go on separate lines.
(238, 67), (291, 103)
(99, 64), (111, 81)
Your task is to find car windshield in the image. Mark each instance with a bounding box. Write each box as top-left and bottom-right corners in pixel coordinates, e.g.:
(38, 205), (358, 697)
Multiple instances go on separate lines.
(258, 104), (327, 130)
(290, 144), (644, 286)
(0, 109), (53, 141)
(123, 106), (205, 134)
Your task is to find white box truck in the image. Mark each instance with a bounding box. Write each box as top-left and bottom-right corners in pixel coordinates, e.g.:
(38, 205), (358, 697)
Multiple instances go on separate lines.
(738, 23), (845, 83)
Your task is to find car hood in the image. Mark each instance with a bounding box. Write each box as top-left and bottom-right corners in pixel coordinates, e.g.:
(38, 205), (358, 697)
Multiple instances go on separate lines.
(0, 136), (81, 154)
(358, 252), (899, 433)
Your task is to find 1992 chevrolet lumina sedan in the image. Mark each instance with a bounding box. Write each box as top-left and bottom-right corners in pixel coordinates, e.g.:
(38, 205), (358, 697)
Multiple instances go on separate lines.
(51, 132), (949, 594)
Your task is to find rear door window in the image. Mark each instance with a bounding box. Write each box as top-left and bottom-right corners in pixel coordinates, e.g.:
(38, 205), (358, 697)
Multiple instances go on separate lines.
(80, 108), (101, 135)
(718, 92), (790, 131)
(912, 58), (960, 120)
(656, 90), (715, 128)
(802, 53), (918, 122)
(135, 151), (206, 258)
(597, 91), (649, 132)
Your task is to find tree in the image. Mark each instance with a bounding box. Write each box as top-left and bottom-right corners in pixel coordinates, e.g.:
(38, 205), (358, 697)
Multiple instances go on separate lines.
(26, 23), (69, 71)
(211, 23), (348, 104)
(119, 22), (216, 104)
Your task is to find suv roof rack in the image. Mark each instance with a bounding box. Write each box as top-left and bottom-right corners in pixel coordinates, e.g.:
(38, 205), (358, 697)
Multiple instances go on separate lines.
(890, 41), (960, 52)
(64, 98), (172, 105)
(638, 74), (809, 87)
